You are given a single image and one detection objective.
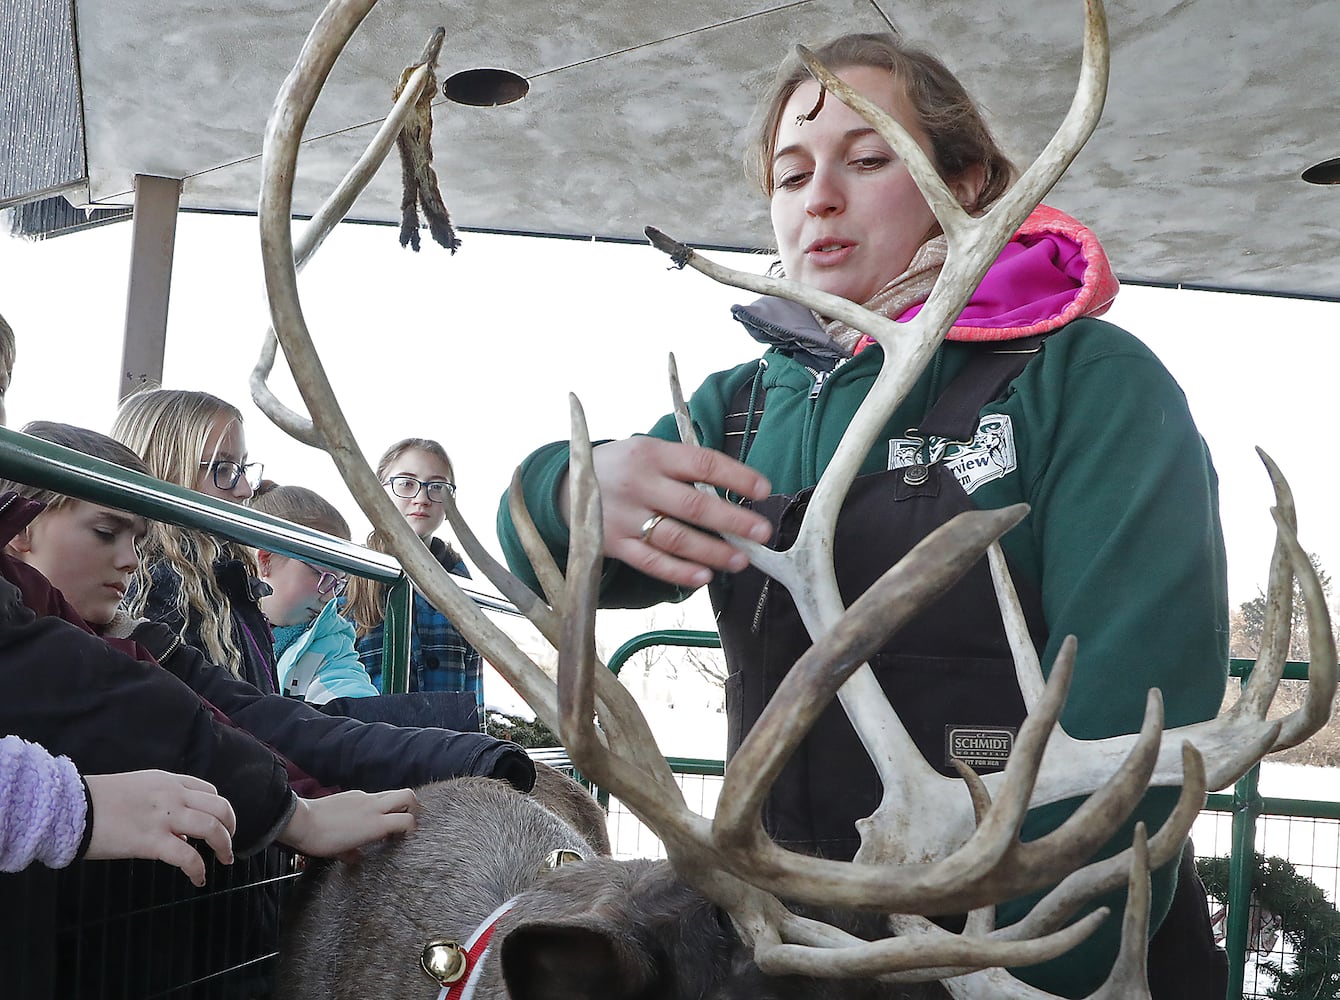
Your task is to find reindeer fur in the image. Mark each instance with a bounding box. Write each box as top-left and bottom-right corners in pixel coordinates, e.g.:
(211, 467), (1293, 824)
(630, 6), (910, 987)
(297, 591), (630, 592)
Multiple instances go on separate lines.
(279, 776), (947, 1000)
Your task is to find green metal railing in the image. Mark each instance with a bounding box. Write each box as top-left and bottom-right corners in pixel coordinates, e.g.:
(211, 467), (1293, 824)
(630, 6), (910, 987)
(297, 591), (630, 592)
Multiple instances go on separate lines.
(0, 425), (416, 686)
(608, 628), (722, 676)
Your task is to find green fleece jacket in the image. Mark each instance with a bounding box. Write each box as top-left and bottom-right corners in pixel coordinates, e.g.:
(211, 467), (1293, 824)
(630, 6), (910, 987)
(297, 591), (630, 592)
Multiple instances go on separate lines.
(497, 213), (1228, 996)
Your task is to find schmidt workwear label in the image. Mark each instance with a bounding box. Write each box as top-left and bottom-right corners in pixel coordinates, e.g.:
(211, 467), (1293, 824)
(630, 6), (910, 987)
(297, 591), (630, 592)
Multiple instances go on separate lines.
(945, 725), (1016, 771)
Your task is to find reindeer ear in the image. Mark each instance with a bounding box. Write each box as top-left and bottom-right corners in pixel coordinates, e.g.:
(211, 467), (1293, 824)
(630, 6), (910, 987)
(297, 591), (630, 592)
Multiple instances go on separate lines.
(500, 923), (650, 1000)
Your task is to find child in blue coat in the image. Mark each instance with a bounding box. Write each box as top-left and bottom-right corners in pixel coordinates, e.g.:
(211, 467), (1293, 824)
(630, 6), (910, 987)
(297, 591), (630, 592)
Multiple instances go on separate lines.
(249, 483), (378, 704)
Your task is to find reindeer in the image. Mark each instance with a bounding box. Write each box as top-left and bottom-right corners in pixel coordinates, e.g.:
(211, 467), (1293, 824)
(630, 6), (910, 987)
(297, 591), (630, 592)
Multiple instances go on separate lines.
(253, 2), (1338, 997)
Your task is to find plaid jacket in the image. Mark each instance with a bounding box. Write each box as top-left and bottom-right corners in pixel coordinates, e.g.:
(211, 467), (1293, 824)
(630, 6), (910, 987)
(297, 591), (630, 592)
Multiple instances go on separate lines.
(353, 538), (483, 720)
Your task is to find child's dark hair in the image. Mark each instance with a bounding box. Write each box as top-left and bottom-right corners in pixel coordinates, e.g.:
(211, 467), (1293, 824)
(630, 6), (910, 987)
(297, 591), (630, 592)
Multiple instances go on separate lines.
(0, 422), (151, 511)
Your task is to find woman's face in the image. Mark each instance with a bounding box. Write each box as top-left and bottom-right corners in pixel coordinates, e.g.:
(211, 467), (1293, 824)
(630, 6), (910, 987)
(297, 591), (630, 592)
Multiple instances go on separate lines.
(769, 66), (951, 306)
(195, 415), (254, 502)
(12, 500), (146, 626)
(259, 553), (339, 627)
(383, 447), (453, 540)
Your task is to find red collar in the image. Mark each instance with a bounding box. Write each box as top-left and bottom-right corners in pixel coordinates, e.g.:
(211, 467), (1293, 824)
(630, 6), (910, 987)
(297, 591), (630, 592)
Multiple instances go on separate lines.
(433, 898), (517, 1000)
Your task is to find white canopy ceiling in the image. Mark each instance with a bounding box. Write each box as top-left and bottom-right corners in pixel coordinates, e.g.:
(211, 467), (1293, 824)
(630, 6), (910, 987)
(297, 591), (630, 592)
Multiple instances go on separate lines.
(8, 0), (1340, 298)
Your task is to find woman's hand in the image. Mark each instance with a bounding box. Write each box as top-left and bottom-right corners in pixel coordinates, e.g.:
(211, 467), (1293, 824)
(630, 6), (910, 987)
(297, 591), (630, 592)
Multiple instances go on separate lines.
(279, 788), (421, 860)
(84, 771), (237, 887)
(561, 437), (774, 588)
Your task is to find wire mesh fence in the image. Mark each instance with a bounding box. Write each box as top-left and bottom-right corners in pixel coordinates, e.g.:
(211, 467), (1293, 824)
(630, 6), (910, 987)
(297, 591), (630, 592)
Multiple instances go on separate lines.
(0, 845), (303, 999)
(1194, 807), (1340, 1000)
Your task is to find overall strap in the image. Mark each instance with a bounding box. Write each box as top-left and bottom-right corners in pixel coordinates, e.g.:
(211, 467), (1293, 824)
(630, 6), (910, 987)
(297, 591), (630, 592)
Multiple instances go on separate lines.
(725, 336), (1046, 458)
(918, 335), (1047, 441)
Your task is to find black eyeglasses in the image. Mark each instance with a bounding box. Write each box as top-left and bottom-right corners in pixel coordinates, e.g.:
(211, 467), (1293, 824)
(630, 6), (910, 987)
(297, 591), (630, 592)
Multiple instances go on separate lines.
(199, 460), (264, 491)
(383, 476), (456, 503)
(301, 561), (349, 599)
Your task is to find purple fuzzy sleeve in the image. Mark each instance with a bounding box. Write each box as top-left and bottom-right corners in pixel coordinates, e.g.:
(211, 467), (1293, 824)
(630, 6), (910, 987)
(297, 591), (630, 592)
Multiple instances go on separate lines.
(0, 735), (89, 872)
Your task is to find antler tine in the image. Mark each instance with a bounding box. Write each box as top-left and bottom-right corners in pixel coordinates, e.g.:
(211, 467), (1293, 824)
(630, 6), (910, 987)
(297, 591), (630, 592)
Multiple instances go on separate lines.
(713, 635), (1173, 916)
(558, 394), (687, 801)
(252, 22), (444, 449)
(1228, 449), (1338, 750)
(988, 543), (1049, 707)
(1087, 826), (1153, 1000)
(758, 909), (1109, 980)
(936, 829), (1153, 1000)
(751, 787), (1182, 986)
(713, 505), (1029, 847)
(645, 226), (915, 353)
(1267, 504), (1338, 749)
(1003, 744), (1204, 943)
(958, 0), (1110, 261)
(1232, 451), (1297, 719)
(882, 747), (1202, 988)
(668, 353), (696, 446)
(995, 460), (1332, 811)
(503, 469), (569, 615)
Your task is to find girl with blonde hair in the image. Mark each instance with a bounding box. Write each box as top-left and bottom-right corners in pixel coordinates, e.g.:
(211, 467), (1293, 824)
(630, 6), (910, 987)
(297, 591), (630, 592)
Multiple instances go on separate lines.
(111, 388), (276, 691)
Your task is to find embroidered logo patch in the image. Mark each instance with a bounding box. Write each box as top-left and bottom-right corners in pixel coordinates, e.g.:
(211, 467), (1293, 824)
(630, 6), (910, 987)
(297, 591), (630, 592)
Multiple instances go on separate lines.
(887, 413), (1018, 495)
(945, 725), (1016, 771)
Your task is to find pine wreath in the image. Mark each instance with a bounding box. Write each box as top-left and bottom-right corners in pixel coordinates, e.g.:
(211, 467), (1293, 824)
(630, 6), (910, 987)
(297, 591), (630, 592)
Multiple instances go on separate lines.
(1198, 853), (1340, 999)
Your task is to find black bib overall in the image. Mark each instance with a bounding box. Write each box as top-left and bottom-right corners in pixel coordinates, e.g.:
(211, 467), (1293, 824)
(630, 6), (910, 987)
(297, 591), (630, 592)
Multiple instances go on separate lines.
(709, 340), (1226, 998)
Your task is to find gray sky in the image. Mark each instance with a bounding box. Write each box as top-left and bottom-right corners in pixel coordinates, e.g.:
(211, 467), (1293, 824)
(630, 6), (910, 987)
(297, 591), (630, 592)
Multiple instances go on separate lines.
(2, 213), (1337, 624)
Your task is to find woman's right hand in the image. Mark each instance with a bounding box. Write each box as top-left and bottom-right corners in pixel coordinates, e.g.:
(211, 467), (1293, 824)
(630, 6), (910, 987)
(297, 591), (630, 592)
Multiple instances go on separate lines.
(279, 788), (420, 860)
(560, 437), (774, 589)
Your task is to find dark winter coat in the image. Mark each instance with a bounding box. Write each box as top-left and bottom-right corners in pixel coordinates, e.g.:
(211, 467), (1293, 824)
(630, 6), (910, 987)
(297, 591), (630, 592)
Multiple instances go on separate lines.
(138, 554), (281, 694)
(133, 618), (535, 793)
(0, 492), (296, 854)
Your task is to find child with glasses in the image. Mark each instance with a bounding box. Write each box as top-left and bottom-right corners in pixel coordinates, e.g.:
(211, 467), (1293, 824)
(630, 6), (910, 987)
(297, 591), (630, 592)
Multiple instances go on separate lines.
(111, 389), (281, 693)
(344, 438), (484, 718)
(249, 483), (378, 704)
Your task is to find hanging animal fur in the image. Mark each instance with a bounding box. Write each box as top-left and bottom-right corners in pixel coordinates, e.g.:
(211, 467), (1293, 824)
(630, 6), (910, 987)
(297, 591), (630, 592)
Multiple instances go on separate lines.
(393, 31), (460, 254)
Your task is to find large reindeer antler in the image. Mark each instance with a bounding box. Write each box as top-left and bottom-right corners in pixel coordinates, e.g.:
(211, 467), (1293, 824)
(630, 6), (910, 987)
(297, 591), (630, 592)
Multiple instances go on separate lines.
(254, 1), (689, 802)
(254, 3), (1335, 998)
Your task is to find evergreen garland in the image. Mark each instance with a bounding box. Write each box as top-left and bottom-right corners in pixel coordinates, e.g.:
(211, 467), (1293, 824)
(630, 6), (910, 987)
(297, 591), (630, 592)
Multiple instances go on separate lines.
(1199, 853), (1340, 999)
(485, 709), (560, 749)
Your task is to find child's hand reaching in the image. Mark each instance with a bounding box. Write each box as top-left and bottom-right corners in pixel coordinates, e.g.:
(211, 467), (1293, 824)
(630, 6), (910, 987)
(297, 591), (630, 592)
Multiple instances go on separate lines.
(279, 788), (421, 860)
(84, 771), (237, 887)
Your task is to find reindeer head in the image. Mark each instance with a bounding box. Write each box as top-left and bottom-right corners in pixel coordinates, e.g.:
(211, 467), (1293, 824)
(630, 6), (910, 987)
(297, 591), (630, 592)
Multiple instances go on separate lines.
(252, 3), (1337, 997)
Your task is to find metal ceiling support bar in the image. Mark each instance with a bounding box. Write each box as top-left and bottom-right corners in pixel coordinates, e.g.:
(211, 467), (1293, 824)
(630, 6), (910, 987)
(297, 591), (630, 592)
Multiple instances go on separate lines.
(119, 173), (182, 401)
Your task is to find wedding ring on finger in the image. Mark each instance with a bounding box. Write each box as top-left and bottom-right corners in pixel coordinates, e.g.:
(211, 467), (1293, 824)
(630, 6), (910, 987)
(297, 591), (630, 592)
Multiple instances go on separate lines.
(639, 513), (667, 544)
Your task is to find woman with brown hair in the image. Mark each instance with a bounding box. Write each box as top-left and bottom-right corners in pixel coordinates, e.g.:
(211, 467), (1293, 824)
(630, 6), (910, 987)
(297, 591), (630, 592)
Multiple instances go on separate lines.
(499, 31), (1227, 998)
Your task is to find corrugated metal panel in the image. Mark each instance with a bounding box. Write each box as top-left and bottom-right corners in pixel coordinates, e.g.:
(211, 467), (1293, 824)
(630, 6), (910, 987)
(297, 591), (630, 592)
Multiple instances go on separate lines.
(0, 0), (86, 206)
(3, 194), (129, 239)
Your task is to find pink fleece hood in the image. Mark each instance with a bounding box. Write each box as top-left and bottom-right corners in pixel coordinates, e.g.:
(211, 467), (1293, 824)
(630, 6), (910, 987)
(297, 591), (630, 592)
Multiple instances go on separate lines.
(885, 204), (1120, 344)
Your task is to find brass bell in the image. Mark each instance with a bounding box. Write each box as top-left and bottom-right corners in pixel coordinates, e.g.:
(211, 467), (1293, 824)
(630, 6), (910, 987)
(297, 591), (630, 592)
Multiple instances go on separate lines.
(420, 938), (468, 986)
(539, 848), (584, 873)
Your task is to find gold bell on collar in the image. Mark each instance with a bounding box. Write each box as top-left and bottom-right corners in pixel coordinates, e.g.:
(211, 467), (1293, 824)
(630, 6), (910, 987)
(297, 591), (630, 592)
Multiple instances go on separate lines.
(420, 938), (468, 986)
(539, 849), (583, 873)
